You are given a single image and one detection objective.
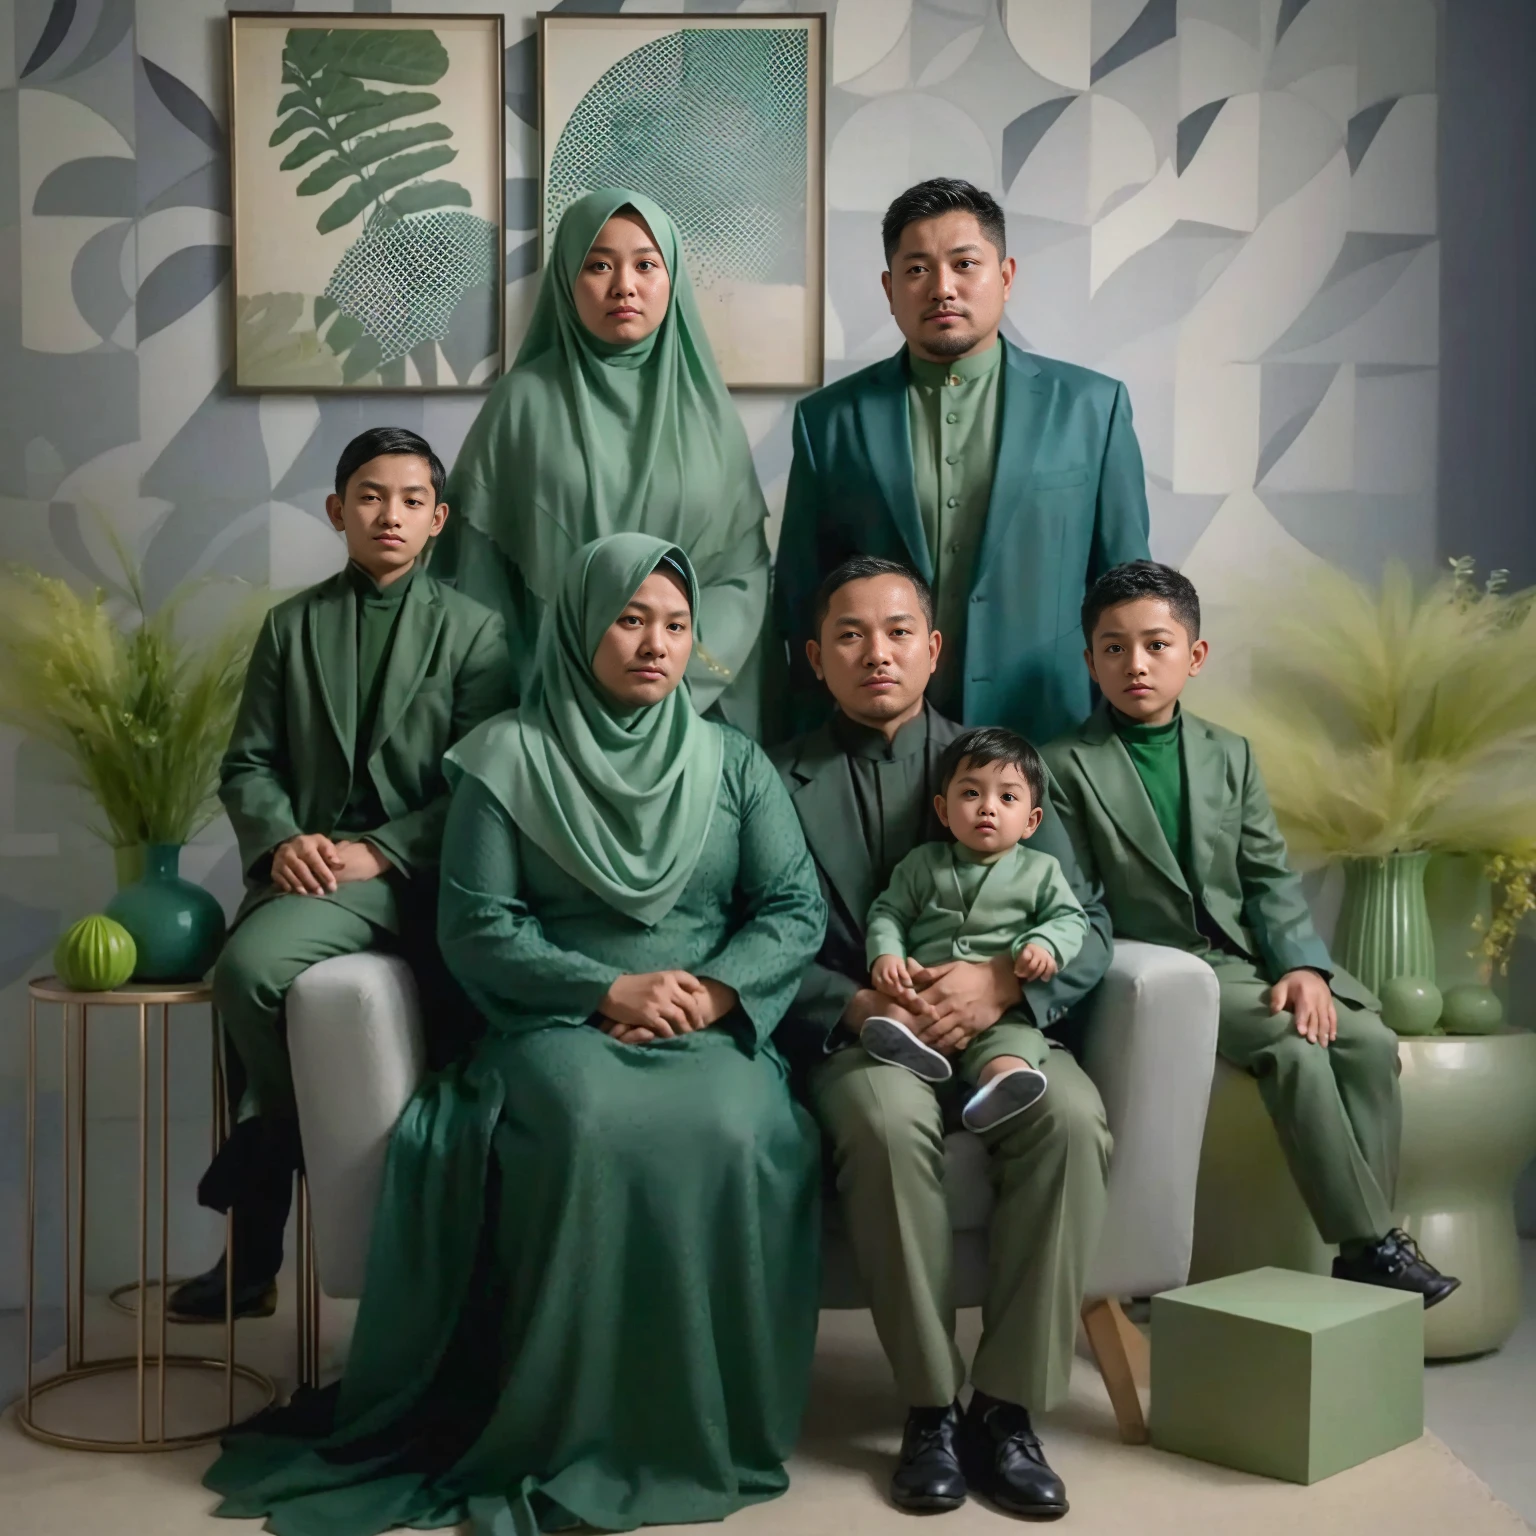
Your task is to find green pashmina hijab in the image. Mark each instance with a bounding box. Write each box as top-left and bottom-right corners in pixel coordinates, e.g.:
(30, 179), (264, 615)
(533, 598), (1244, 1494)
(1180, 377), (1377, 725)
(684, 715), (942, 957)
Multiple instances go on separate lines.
(448, 187), (766, 610)
(447, 533), (724, 927)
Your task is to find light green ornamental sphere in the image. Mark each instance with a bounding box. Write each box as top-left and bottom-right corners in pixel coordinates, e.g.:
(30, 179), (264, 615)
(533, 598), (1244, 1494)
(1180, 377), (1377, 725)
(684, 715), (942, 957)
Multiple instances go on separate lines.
(1379, 975), (1442, 1036)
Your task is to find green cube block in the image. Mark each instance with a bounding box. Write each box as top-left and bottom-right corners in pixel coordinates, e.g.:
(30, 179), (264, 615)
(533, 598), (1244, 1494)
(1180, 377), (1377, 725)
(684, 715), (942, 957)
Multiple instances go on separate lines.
(1151, 1266), (1424, 1484)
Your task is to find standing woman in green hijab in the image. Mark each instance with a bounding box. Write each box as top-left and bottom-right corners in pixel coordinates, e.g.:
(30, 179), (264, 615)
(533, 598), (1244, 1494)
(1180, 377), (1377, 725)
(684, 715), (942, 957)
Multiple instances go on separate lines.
(204, 533), (827, 1536)
(435, 188), (771, 735)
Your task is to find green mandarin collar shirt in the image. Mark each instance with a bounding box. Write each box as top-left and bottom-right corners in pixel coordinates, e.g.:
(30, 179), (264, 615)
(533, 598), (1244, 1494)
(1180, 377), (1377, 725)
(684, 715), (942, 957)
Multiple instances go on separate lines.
(829, 707), (933, 888)
(339, 560), (417, 833)
(1112, 706), (1192, 881)
(906, 340), (1004, 720)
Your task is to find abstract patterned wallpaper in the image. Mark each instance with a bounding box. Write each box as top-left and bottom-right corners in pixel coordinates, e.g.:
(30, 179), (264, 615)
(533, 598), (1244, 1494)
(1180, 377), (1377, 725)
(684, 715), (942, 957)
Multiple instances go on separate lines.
(0, 0), (1439, 1296)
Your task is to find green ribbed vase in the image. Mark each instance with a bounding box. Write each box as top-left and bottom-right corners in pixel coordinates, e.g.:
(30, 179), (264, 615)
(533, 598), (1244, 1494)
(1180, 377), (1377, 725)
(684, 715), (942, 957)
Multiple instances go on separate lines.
(1334, 852), (1435, 998)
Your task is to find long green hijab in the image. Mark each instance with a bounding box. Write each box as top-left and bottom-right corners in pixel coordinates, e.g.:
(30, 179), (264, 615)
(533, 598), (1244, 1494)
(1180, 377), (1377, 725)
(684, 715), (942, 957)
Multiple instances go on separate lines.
(447, 533), (724, 927)
(445, 188), (767, 611)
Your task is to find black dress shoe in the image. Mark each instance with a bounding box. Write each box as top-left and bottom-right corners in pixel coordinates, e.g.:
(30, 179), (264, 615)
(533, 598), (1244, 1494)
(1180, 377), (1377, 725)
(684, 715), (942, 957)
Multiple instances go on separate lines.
(166, 1255), (278, 1323)
(891, 1402), (968, 1513)
(963, 1392), (1068, 1520)
(1332, 1229), (1461, 1308)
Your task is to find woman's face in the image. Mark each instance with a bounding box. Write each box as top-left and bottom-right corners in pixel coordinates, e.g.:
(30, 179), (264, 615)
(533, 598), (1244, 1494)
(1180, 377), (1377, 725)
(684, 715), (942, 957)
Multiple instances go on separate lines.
(572, 211), (672, 345)
(591, 567), (693, 709)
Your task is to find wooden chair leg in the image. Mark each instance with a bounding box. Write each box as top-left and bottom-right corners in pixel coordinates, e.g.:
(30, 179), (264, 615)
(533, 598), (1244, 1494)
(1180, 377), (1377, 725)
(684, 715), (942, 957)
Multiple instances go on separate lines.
(1081, 1297), (1149, 1444)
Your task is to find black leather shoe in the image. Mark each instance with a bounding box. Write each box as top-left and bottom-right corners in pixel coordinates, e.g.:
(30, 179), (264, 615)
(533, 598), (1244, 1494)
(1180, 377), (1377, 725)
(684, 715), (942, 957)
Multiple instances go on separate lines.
(166, 1255), (278, 1323)
(1332, 1229), (1461, 1308)
(963, 1392), (1068, 1520)
(890, 1402), (968, 1513)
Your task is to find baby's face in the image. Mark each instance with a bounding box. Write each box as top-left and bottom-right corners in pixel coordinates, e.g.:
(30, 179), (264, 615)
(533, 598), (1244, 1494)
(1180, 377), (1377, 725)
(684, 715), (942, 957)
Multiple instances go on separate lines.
(940, 756), (1040, 853)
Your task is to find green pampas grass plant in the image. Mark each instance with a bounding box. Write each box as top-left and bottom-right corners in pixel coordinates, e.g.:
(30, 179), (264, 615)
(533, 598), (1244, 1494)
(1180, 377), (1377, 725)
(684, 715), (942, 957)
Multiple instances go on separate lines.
(1194, 558), (1536, 867)
(0, 532), (271, 852)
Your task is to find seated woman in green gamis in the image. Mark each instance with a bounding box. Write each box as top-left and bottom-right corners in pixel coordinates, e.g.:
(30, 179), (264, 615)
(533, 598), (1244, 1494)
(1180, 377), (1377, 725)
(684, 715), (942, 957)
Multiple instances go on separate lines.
(203, 531), (828, 1536)
(434, 186), (771, 736)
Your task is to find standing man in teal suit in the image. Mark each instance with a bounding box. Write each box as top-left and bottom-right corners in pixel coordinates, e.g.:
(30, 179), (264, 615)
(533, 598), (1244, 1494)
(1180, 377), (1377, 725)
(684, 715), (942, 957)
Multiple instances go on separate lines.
(774, 178), (1151, 744)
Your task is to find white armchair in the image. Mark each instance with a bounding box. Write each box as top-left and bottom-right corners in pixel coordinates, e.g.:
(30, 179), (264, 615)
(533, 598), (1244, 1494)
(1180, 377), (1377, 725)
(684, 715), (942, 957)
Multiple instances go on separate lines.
(288, 940), (1219, 1442)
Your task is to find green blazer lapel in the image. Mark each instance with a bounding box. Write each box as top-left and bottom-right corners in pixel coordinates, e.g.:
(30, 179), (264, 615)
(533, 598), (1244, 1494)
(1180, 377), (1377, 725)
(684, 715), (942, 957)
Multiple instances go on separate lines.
(1182, 713), (1229, 894)
(788, 726), (879, 925)
(1078, 704), (1190, 895)
(856, 350), (934, 582)
(368, 575), (446, 760)
(975, 342), (1050, 577)
(305, 574), (357, 766)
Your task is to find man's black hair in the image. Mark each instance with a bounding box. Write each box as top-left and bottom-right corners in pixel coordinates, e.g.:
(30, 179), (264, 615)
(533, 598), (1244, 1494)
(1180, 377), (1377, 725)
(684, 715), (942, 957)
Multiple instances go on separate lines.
(1081, 560), (1201, 644)
(882, 178), (1007, 266)
(936, 726), (1045, 810)
(813, 554), (936, 635)
(334, 427), (447, 503)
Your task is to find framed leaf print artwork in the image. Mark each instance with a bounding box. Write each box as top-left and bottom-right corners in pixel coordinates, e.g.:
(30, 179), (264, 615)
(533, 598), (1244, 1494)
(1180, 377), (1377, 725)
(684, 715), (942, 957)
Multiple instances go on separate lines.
(229, 12), (505, 391)
(539, 12), (826, 390)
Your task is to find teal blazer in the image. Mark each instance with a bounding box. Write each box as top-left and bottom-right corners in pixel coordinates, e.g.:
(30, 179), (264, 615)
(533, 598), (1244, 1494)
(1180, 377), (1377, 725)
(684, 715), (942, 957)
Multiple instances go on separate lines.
(772, 339), (1150, 744)
(221, 568), (512, 930)
(1043, 704), (1378, 1009)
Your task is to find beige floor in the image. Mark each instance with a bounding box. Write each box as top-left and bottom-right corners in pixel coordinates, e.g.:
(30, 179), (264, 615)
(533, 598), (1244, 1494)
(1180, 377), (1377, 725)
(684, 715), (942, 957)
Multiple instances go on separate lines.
(2, 1291), (1531, 1536)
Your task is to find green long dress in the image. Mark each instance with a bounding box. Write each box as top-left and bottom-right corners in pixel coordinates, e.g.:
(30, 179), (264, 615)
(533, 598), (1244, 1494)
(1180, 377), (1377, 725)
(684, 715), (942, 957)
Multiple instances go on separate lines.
(201, 733), (827, 1536)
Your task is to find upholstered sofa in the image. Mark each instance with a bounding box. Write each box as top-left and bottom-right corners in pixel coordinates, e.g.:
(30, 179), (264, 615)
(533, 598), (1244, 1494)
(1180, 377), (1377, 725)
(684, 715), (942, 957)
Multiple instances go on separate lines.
(286, 940), (1220, 1441)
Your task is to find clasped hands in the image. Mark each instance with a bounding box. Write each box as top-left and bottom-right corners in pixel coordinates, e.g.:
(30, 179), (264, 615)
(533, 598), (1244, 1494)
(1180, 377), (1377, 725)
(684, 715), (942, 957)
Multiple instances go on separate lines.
(271, 833), (391, 895)
(857, 952), (1026, 1057)
(598, 971), (738, 1046)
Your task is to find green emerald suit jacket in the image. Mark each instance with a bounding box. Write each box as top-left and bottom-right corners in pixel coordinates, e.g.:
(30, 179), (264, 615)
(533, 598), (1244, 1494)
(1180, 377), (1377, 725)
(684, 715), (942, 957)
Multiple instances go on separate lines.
(1042, 704), (1377, 1009)
(221, 567), (512, 930)
(770, 705), (1113, 1061)
(772, 339), (1150, 744)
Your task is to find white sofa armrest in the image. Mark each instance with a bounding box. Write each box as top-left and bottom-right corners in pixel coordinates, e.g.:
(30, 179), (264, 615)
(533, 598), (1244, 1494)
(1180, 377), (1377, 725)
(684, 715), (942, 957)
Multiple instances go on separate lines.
(287, 952), (428, 1299)
(1082, 941), (1219, 1300)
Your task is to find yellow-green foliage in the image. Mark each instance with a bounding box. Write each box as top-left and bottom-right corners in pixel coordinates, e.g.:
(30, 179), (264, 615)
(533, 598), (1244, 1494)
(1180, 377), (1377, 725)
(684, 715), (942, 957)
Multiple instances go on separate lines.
(0, 541), (270, 850)
(1195, 560), (1536, 865)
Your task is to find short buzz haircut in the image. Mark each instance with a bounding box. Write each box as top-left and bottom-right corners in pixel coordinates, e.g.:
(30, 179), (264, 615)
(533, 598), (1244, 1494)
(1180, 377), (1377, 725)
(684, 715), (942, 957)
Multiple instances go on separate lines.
(936, 727), (1046, 810)
(334, 427), (447, 503)
(1081, 560), (1201, 645)
(812, 554), (935, 635)
(882, 178), (1007, 266)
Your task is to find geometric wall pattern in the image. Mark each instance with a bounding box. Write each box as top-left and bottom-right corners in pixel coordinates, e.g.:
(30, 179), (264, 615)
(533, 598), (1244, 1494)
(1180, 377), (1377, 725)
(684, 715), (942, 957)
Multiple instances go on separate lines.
(0, 0), (1438, 1299)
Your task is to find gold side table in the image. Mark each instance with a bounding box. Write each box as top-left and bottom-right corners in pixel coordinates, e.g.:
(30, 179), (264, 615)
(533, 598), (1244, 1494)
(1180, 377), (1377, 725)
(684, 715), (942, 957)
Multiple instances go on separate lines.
(17, 976), (275, 1451)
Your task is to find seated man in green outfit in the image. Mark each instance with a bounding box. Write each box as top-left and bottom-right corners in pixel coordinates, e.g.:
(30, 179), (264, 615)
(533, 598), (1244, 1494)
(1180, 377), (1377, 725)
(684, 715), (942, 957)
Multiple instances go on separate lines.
(772, 554), (1113, 1521)
(1044, 560), (1459, 1313)
(168, 427), (512, 1322)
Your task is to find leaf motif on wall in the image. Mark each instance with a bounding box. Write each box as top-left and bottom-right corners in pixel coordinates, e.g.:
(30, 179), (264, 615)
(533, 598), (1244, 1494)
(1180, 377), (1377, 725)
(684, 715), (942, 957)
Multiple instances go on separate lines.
(143, 58), (225, 152)
(270, 28), (459, 238)
(21, 0), (77, 78)
(33, 156), (136, 217)
(137, 245), (232, 341)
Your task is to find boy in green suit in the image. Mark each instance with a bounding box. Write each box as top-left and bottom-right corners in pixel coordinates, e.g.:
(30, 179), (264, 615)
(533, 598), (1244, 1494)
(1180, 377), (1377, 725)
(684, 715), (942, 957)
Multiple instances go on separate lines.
(861, 727), (1088, 1132)
(168, 428), (512, 1322)
(1044, 560), (1458, 1306)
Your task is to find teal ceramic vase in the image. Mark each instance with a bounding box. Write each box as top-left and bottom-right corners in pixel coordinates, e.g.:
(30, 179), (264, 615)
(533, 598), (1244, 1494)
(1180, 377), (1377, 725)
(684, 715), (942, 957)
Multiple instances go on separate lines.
(1379, 975), (1443, 1036)
(1333, 852), (1435, 997)
(104, 843), (225, 983)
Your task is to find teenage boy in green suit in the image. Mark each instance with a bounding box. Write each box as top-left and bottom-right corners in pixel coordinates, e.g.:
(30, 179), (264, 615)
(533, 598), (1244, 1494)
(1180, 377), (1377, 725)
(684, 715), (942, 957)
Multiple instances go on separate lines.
(773, 177), (1151, 746)
(1044, 560), (1458, 1307)
(168, 428), (512, 1322)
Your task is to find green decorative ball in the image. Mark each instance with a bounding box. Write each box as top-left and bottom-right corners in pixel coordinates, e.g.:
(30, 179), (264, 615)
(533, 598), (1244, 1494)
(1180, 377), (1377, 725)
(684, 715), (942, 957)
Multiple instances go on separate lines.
(1380, 975), (1443, 1036)
(1440, 984), (1505, 1036)
(54, 915), (137, 992)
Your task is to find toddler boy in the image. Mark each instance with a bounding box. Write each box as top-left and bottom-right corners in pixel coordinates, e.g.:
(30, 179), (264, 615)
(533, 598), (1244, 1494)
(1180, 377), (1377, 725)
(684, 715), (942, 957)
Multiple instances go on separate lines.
(860, 727), (1089, 1132)
(168, 427), (512, 1322)
(1044, 560), (1458, 1306)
